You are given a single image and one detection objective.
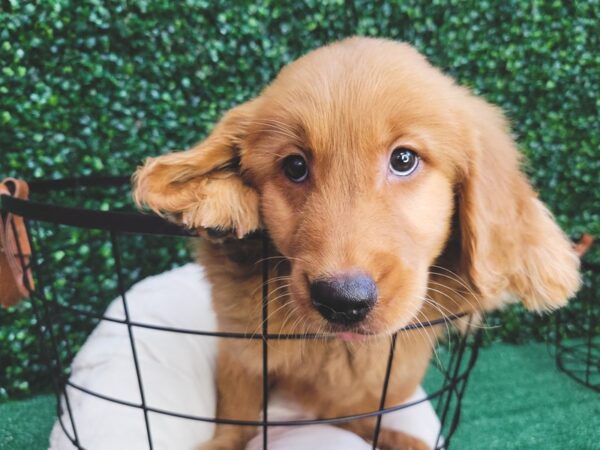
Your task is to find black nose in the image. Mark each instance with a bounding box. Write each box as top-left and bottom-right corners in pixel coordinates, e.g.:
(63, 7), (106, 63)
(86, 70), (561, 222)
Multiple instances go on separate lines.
(310, 273), (378, 325)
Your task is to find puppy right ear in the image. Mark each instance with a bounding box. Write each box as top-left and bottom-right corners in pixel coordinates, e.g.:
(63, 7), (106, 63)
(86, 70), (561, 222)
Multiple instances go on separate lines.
(133, 101), (260, 238)
(457, 97), (580, 312)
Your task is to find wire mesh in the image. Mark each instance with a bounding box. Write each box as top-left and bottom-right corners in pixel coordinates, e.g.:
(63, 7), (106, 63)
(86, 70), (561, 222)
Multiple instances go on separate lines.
(1, 176), (482, 449)
(554, 260), (599, 392)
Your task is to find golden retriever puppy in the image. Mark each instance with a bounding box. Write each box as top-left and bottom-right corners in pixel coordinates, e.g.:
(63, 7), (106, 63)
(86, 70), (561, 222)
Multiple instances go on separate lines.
(133, 37), (580, 450)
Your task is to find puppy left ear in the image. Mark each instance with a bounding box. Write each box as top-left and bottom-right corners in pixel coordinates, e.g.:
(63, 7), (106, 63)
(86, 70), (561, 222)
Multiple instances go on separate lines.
(458, 98), (581, 311)
(133, 100), (261, 238)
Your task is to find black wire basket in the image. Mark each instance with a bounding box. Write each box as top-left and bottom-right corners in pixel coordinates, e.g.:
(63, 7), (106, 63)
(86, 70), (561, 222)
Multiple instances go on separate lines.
(0, 176), (482, 450)
(554, 249), (599, 393)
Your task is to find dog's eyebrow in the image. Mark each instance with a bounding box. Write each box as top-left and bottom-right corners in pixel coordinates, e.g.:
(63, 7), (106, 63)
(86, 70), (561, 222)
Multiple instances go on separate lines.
(247, 118), (307, 147)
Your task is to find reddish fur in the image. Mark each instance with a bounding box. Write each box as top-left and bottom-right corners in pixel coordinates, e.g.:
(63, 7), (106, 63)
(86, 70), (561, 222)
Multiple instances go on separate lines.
(133, 37), (580, 449)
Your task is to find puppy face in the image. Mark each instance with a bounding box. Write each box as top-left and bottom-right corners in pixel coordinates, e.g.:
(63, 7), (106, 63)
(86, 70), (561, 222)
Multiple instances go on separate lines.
(240, 42), (470, 334)
(134, 38), (580, 336)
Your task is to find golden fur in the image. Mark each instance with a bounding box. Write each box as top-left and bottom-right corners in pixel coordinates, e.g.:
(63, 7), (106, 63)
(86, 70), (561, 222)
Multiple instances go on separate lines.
(133, 37), (580, 449)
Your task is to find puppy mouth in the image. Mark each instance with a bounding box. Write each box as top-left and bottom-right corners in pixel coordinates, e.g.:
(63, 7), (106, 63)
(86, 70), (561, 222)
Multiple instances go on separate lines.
(324, 322), (376, 341)
(336, 330), (372, 342)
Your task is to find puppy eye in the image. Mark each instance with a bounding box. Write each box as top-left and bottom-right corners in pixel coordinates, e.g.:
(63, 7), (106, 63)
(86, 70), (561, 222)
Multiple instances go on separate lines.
(282, 154), (308, 182)
(389, 147), (419, 176)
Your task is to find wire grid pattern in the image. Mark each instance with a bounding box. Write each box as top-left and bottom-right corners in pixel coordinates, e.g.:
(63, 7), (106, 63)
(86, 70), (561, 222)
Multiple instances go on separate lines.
(555, 260), (599, 392)
(1, 177), (482, 449)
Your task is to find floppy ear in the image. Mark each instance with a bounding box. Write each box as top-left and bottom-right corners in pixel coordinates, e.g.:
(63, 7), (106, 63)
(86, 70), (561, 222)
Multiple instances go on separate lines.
(458, 99), (580, 311)
(133, 101), (260, 238)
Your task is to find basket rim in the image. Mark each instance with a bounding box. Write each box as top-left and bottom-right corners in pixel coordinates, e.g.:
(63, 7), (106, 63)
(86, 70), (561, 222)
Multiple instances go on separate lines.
(2, 176), (599, 269)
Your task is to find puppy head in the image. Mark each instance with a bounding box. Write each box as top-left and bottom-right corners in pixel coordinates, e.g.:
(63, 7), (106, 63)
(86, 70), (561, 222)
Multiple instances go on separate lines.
(134, 37), (580, 335)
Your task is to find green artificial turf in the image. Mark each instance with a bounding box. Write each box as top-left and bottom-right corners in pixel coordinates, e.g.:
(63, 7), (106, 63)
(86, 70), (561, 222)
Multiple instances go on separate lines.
(0, 343), (597, 450)
(452, 342), (599, 449)
(0, 394), (55, 450)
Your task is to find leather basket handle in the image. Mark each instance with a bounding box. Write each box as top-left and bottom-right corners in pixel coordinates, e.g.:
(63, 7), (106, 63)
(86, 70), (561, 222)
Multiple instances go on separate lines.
(574, 233), (594, 258)
(0, 178), (35, 307)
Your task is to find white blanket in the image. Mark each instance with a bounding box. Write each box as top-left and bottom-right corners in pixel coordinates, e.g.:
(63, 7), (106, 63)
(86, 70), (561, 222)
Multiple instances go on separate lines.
(49, 264), (441, 450)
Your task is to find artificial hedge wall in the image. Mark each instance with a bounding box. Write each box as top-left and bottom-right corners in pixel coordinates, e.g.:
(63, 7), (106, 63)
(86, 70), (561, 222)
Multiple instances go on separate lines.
(1, 1), (598, 399)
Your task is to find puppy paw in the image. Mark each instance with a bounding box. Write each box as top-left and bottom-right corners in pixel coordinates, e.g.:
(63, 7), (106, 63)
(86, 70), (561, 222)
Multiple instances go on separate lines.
(179, 175), (261, 240)
(375, 429), (431, 450)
